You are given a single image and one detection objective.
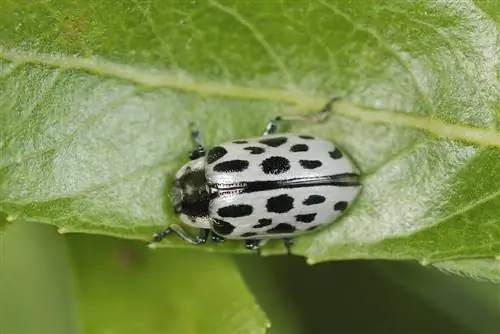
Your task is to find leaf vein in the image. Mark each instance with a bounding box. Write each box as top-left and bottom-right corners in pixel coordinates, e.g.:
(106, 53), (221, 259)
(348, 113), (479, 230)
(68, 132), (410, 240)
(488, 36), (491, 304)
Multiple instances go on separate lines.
(0, 87), (137, 170)
(1, 160), (169, 205)
(8, 70), (62, 140)
(208, 0), (296, 87)
(318, 0), (437, 116)
(131, 0), (181, 69)
(340, 102), (500, 148)
(363, 137), (429, 179)
(433, 188), (500, 227)
(0, 61), (19, 79)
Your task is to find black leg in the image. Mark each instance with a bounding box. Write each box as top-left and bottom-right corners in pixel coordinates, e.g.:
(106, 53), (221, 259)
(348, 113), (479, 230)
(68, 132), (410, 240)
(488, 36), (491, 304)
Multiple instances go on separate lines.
(188, 123), (206, 160)
(245, 239), (262, 255)
(262, 96), (342, 135)
(283, 238), (294, 255)
(150, 225), (209, 246)
(195, 228), (210, 244)
(262, 116), (280, 135)
(211, 233), (226, 243)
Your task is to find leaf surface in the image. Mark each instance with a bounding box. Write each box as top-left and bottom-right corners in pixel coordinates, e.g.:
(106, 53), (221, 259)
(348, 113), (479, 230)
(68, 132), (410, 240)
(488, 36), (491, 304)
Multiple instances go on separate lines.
(0, 0), (499, 273)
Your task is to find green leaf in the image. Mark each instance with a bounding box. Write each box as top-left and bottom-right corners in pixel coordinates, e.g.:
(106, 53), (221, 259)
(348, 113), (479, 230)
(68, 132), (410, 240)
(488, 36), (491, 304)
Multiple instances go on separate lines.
(0, 0), (499, 272)
(68, 234), (268, 334)
(433, 258), (500, 283)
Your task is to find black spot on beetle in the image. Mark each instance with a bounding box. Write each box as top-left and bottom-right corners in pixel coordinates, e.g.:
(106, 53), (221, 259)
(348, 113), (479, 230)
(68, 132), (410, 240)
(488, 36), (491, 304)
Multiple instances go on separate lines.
(303, 195), (326, 205)
(213, 159), (249, 173)
(259, 136), (288, 147)
(307, 225), (319, 231)
(299, 159), (323, 169)
(299, 135), (314, 140)
(241, 232), (258, 237)
(212, 219), (235, 235)
(266, 194), (294, 213)
(329, 148), (343, 159)
(267, 223), (296, 234)
(290, 144), (309, 152)
(206, 146), (227, 164)
(218, 204), (253, 218)
(253, 218), (272, 228)
(260, 156), (290, 174)
(232, 140), (248, 144)
(334, 201), (348, 211)
(244, 146), (265, 154)
(295, 213), (317, 223)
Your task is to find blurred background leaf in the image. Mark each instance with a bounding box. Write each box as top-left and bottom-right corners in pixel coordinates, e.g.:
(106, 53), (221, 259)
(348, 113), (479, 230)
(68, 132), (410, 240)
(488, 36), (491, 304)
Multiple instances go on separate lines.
(0, 215), (81, 334)
(239, 256), (500, 334)
(69, 235), (268, 334)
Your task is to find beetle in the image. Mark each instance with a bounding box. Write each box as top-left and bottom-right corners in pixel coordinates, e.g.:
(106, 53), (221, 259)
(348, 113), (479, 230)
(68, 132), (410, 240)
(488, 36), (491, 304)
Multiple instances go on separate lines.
(150, 97), (361, 253)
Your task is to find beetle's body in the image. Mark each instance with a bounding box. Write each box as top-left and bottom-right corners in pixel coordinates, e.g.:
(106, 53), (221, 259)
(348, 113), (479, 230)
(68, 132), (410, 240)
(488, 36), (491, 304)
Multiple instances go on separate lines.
(152, 98), (362, 252)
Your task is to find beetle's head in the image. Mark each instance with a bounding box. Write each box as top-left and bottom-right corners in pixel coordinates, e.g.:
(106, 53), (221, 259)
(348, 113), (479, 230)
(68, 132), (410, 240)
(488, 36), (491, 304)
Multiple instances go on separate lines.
(171, 158), (209, 219)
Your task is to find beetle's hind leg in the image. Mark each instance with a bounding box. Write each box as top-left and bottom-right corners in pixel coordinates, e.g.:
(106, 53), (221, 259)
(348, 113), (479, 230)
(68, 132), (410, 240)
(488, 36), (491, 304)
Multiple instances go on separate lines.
(244, 239), (262, 255)
(150, 225), (210, 246)
(188, 123), (206, 160)
(262, 96), (341, 135)
(283, 237), (294, 255)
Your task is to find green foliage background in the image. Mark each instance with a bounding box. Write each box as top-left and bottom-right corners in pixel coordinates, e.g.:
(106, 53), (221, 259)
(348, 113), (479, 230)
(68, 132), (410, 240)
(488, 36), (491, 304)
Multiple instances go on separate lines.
(0, 0), (499, 333)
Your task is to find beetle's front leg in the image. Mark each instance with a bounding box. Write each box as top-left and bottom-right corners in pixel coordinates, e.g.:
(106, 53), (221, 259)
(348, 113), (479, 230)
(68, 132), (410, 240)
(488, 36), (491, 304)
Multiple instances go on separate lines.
(188, 123), (206, 160)
(150, 225), (210, 245)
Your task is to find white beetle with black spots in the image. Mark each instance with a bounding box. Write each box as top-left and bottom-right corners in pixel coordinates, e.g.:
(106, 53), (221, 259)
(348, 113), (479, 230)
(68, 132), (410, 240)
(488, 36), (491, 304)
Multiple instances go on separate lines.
(150, 98), (362, 253)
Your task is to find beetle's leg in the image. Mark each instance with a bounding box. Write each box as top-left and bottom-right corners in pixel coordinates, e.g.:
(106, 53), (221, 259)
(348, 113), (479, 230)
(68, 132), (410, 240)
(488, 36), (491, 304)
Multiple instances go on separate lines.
(244, 239), (262, 255)
(188, 123), (206, 160)
(150, 225), (209, 245)
(262, 96), (341, 135)
(211, 233), (226, 243)
(283, 237), (294, 255)
(195, 228), (211, 243)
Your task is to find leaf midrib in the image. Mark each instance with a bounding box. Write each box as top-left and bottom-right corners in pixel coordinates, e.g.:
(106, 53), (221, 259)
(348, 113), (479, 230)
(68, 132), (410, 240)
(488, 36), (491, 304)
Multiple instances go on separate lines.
(1, 48), (499, 148)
